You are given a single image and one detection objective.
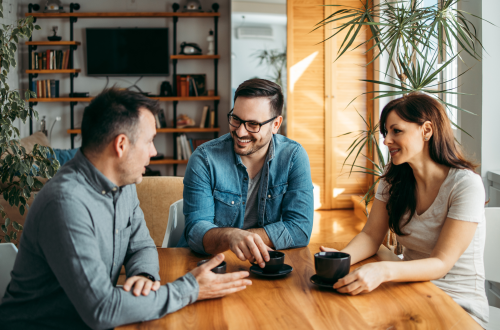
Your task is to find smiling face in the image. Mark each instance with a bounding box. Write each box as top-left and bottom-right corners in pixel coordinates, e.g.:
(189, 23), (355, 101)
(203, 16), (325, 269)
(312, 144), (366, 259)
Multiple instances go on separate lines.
(119, 108), (157, 185)
(383, 111), (431, 165)
(230, 96), (281, 157)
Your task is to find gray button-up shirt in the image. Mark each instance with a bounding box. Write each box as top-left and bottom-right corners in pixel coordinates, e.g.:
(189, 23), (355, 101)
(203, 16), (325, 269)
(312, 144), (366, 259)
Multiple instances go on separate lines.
(0, 150), (199, 330)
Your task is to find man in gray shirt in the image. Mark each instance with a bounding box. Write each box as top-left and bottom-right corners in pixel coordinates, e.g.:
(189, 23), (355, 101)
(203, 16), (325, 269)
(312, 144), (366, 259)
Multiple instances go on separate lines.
(0, 89), (250, 330)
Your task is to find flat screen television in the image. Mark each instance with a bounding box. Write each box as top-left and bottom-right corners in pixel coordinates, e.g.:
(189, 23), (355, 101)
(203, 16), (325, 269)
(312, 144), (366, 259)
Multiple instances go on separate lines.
(86, 28), (169, 76)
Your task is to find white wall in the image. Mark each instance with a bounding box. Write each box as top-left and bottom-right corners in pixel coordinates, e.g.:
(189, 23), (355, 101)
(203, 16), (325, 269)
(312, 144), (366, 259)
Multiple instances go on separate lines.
(3, 0), (20, 96)
(457, 0), (500, 197)
(231, 15), (286, 92)
(17, 0), (231, 176)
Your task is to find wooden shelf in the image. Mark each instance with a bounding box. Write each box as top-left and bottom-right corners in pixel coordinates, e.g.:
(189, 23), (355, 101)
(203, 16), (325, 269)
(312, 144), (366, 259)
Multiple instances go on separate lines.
(171, 55), (220, 60)
(149, 159), (189, 165)
(26, 69), (81, 74)
(26, 12), (220, 18)
(30, 96), (220, 103)
(26, 41), (81, 46)
(68, 127), (219, 134)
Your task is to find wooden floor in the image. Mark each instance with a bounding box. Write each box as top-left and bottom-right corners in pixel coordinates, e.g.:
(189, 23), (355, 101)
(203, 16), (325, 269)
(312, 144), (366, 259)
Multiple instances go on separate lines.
(309, 209), (365, 244)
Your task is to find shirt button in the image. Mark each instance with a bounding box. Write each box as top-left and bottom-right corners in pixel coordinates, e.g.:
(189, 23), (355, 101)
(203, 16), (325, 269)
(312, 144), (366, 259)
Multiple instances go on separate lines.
(116, 229), (118, 234)
(243, 201), (246, 205)
(268, 195), (271, 198)
(231, 201), (234, 205)
(244, 178), (248, 181)
(101, 190), (106, 195)
(112, 187), (117, 191)
(113, 262), (116, 266)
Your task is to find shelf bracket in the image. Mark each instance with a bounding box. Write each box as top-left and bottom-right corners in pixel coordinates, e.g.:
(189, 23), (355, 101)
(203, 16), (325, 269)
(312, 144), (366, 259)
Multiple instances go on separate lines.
(70, 72), (79, 79)
(70, 102), (78, 107)
(71, 45), (78, 51)
(32, 45), (38, 51)
(30, 102), (38, 107)
(70, 17), (78, 24)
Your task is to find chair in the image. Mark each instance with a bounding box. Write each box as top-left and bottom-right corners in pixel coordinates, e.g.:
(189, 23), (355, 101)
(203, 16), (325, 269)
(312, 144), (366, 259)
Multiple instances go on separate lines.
(0, 243), (18, 298)
(136, 176), (184, 247)
(484, 207), (500, 330)
(162, 199), (185, 248)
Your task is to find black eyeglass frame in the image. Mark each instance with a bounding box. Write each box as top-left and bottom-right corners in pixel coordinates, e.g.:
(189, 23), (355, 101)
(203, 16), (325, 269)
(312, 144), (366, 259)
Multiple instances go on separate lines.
(227, 110), (278, 133)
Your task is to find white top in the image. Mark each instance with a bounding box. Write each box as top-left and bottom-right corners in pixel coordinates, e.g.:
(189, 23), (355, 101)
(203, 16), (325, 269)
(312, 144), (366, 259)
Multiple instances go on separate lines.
(376, 168), (489, 328)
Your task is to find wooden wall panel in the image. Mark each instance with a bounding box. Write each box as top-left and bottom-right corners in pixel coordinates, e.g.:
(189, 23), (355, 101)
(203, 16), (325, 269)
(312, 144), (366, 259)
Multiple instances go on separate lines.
(287, 0), (373, 209)
(287, 0), (327, 209)
(326, 0), (373, 209)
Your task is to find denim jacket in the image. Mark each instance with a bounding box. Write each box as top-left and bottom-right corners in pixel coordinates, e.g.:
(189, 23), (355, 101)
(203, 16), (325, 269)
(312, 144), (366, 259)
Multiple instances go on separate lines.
(179, 133), (314, 254)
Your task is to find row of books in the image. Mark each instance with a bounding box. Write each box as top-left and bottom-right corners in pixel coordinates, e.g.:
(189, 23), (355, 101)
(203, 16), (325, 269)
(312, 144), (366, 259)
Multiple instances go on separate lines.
(176, 135), (209, 160)
(200, 105), (216, 128)
(176, 74), (206, 97)
(31, 50), (71, 70)
(30, 80), (60, 98)
(154, 111), (168, 128)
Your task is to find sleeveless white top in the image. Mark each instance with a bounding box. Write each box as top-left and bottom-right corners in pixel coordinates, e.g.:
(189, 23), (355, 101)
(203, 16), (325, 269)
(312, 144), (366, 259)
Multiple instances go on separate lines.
(376, 168), (489, 328)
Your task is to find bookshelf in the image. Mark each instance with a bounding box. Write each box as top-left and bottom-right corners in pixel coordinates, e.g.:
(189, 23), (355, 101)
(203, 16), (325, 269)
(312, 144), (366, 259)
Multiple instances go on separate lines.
(25, 3), (221, 176)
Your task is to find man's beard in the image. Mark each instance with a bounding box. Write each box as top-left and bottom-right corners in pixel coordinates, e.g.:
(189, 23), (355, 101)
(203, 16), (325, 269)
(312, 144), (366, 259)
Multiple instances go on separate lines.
(231, 131), (270, 156)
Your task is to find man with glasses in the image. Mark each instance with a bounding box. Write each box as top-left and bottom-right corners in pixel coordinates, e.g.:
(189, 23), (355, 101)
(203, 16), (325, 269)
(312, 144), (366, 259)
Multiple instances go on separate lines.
(179, 79), (314, 268)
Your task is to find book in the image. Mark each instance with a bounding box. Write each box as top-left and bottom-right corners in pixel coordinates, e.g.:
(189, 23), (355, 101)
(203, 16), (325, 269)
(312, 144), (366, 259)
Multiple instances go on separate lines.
(55, 80), (59, 97)
(157, 110), (167, 128)
(176, 74), (207, 97)
(193, 139), (210, 150)
(209, 108), (215, 128)
(182, 135), (192, 159)
(189, 139), (194, 153)
(180, 135), (188, 160)
(42, 53), (46, 70)
(50, 80), (56, 98)
(154, 114), (161, 129)
(176, 136), (182, 160)
(188, 77), (198, 96)
(46, 80), (51, 98)
(200, 105), (209, 128)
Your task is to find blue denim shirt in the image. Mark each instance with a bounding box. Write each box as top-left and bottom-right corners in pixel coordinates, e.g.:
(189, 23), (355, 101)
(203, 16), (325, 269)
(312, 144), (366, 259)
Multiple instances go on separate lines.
(179, 133), (314, 254)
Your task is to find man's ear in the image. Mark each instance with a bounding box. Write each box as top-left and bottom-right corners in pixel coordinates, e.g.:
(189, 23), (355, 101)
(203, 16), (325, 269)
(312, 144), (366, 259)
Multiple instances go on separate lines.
(113, 134), (129, 158)
(272, 116), (283, 134)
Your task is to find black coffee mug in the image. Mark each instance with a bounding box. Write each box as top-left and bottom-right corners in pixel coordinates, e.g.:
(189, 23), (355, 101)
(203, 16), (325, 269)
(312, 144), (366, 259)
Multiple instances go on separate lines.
(197, 260), (227, 274)
(314, 252), (350, 283)
(251, 251), (285, 273)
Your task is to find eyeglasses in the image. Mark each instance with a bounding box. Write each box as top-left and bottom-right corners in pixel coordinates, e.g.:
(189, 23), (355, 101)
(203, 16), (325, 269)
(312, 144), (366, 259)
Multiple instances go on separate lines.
(227, 111), (277, 133)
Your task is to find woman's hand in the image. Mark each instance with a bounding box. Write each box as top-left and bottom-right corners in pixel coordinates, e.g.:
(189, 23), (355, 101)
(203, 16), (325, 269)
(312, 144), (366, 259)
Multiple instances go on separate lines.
(334, 262), (390, 295)
(319, 246), (339, 252)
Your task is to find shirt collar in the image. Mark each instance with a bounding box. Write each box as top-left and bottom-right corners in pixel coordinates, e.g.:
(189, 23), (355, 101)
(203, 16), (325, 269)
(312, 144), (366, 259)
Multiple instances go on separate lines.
(74, 149), (120, 196)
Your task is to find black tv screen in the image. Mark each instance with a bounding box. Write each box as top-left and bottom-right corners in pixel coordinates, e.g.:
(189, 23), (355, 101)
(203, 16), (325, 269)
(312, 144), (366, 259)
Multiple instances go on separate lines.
(86, 28), (169, 76)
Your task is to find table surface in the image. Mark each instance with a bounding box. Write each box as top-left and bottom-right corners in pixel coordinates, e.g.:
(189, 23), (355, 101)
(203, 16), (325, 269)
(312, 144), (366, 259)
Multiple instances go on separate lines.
(117, 242), (481, 330)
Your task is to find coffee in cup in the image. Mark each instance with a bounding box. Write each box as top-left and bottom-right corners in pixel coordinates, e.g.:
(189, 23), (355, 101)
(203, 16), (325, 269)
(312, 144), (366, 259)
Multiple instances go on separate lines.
(251, 251), (285, 273)
(314, 252), (350, 283)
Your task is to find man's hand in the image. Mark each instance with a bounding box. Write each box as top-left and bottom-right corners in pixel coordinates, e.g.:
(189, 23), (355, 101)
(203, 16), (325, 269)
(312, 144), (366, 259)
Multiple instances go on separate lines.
(226, 228), (272, 268)
(123, 276), (161, 297)
(190, 253), (252, 300)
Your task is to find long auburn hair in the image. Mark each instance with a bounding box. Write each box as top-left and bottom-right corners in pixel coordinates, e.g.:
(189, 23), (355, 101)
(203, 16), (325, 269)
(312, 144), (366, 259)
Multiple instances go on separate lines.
(379, 92), (477, 236)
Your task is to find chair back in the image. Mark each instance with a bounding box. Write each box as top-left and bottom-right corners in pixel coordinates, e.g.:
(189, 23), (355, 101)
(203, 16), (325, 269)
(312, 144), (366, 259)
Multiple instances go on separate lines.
(485, 207), (500, 283)
(136, 176), (184, 247)
(162, 199), (185, 248)
(0, 243), (18, 298)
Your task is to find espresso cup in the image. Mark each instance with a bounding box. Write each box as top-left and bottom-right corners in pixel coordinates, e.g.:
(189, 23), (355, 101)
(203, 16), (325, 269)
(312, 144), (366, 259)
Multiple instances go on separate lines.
(314, 252), (351, 283)
(197, 260), (227, 274)
(251, 251), (285, 273)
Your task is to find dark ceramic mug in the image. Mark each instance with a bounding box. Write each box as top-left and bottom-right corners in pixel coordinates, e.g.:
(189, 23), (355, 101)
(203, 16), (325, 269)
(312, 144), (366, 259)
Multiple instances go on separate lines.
(314, 252), (351, 283)
(251, 251), (285, 273)
(197, 260), (227, 274)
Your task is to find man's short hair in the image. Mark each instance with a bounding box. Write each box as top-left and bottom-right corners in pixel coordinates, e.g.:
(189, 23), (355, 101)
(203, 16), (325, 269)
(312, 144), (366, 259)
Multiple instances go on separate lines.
(81, 88), (160, 154)
(233, 79), (284, 117)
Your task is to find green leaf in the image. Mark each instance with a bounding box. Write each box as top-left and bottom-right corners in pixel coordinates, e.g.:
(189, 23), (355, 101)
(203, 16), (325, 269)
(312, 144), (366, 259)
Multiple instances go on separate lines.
(4, 235), (11, 242)
(1, 224), (7, 234)
(12, 221), (21, 230)
(4, 217), (11, 228)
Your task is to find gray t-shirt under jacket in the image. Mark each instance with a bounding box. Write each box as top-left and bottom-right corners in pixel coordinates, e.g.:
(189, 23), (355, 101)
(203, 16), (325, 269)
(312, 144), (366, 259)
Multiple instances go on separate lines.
(0, 150), (199, 330)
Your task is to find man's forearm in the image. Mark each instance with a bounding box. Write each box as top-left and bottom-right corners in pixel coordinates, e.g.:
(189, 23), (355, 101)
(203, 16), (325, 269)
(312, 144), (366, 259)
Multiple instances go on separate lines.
(202, 228), (235, 254)
(202, 227), (274, 254)
(247, 228), (274, 248)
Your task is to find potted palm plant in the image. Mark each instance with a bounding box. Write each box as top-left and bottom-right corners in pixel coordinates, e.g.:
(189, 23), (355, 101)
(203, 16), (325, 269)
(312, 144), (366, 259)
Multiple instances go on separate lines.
(0, 2), (60, 244)
(316, 0), (484, 250)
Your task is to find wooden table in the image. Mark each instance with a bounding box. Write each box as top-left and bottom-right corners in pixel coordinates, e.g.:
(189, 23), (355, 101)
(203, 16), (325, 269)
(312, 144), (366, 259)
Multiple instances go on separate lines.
(117, 242), (481, 329)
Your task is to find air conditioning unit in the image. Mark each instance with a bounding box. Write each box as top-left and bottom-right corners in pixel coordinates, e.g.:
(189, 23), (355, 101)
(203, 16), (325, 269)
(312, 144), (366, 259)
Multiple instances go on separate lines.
(236, 26), (273, 40)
